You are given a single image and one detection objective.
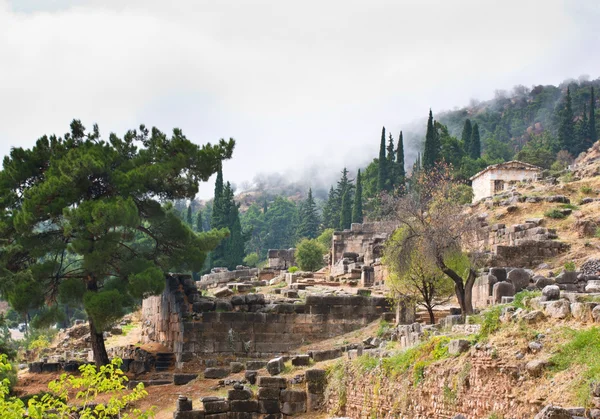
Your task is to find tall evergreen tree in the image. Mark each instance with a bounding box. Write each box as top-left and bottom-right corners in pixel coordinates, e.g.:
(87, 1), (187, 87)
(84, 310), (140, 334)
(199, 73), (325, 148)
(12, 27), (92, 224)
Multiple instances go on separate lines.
(590, 86), (597, 145)
(577, 102), (591, 154)
(263, 199), (268, 214)
(322, 187), (338, 229)
(461, 119), (472, 153)
(297, 188), (320, 239)
(0, 120), (233, 365)
(352, 169), (363, 224)
(211, 166), (225, 229)
(196, 209), (203, 232)
(377, 126), (388, 192)
(224, 183), (245, 270)
(470, 123), (481, 159)
(423, 110), (439, 170)
(339, 189), (352, 230)
(396, 131), (405, 190)
(386, 133), (396, 190)
(186, 205), (193, 226)
(558, 87), (576, 153)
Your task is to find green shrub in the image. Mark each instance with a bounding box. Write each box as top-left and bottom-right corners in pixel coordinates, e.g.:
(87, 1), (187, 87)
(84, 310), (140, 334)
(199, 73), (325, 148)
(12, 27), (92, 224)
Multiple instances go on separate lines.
(564, 261), (576, 272)
(476, 305), (503, 339)
(512, 290), (541, 309)
(376, 319), (391, 338)
(559, 203), (579, 210)
(580, 185), (593, 194)
(288, 266), (299, 273)
(550, 327), (600, 405)
(353, 355), (379, 373)
(544, 209), (566, 219)
(295, 238), (327, 272)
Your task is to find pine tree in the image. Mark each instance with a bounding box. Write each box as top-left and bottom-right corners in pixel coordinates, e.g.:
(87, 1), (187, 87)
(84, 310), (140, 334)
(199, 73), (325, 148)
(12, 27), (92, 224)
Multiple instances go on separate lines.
(186, 205), (193, 226)
(461, 119), (472, 153)
(577, 102), (591, 154)
(196, 209), (203, 232)
(297, 188), (320, 239)
(396, 131), (405, 191)
(0, 120), (233, 365)
(377, 126), (388, 192)
(386, 133), (396, 190)
(558, 87), (576, 153)
(423, 110), (439, 170)
(322, 187), (338, 229)
(211, 166), (225, 229)
(590, 86), (597, 145)
(470, 123), (481, 159)
(352, 169), (363, 224)
(339, 189), (352, 230)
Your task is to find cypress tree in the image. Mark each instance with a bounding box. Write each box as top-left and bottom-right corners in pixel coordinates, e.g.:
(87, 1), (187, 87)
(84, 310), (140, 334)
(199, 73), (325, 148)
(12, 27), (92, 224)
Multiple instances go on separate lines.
(186, 205), (193, 226)
(423, 110), (438, 170)
(470, 123), (481, 159)
(590, 86), (597, 144)
(339, 190), (352, 230)
(297, 188), (320, 239)
(386, 133), (395, 190)
(558, 87), (576, 153)
(377, 126), (387, 192)
(211, 166), (224, 229)
(196, 209), (203, 232)
(461, 119), (472, 153)
(352, 169), (363, 224)
(577, 103), (591, 154)
(322, 187), (337, 229)
(396, 131), (405, 190)
(263, 199), (268, 214)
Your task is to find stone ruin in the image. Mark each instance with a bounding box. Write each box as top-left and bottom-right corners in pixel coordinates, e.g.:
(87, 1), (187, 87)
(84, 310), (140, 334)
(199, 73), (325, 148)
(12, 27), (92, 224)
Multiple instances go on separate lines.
(141, 274), (408, 365)
(267, 248), (296, 270)
(329, 221), (399, 287)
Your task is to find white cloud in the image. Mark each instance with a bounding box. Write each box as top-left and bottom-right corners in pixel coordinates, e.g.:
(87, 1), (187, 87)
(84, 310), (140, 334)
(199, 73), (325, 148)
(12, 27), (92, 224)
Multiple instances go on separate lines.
(0, 0), (597, 197)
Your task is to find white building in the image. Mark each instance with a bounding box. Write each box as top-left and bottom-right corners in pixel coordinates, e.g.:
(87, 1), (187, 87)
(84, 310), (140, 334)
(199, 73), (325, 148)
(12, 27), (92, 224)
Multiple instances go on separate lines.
(470, 161), (541, 203)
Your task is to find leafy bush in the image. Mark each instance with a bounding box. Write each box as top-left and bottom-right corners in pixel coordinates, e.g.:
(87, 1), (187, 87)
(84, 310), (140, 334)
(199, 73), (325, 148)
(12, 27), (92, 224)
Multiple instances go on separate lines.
(512, 290), (541, 310)
(0, 357), (156, 418)
(580, 185), (593, 194)
(288, 266), (299, 273)
(544, 209), (566, 219)
(475, 305), (503, 339)
(295, 238), (327, 272)
(243, 252), (261, 267)
(564, 261), (576, 272)
(316, 228), (334, 250)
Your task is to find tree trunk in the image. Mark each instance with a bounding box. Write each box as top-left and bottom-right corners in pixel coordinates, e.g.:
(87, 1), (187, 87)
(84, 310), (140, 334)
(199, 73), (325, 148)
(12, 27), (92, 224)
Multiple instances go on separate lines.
(426, 306), (435, 325)
(88, 316), (110, 367)
(463, 269), (477, 315)
(86, 276), (110, 367)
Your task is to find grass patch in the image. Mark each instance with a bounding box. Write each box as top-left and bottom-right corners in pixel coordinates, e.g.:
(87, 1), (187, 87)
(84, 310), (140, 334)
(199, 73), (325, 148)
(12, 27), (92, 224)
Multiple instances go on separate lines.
(325, 359), (347, 414)
(580, 185), (593, 194)
(121, 323), (136, 336)
(559, 203), (579, 210)
(512, 290), (541, 310)
(473, 305), (504, 340)
(550, 327), (600, 406)
(381, 336), (451, 382)
(376, 319), (391, 338)
(544, 208), (566, 219)
(353, 354), (379, 373)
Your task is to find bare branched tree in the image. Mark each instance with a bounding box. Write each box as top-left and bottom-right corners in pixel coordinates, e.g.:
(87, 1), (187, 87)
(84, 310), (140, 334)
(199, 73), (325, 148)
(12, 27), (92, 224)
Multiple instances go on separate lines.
(384, 164), (482, 315)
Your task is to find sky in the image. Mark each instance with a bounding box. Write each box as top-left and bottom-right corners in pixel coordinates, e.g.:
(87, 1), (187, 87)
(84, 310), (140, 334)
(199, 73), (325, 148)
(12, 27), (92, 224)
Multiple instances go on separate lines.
(1, 0), (599, 198)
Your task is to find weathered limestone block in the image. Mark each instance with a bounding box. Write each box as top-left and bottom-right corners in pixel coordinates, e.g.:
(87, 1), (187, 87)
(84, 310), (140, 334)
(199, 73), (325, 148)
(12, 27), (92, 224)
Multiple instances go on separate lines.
(229, 400), (258, 413)
(228, 388), (253, 400)
(214, 287), (233, 298)
(230, 362), (244, 373)
(521, 310), (546, 324)
(202, 399), (229, 414)
(555, 271), (579, 284)
(526, 359), (550, 378)
(266, 357), (284, 376)
(258, 387), (280, 400)
(586, 280), (600, 293)
(571, 302), (597, 321)
(246, 361), (267, 370)
(244, 370), (257, 385)
(310, 348), (342, 362)
(257, 376), (287, 388)
(291, 355), (311, 366)
(490, 267), (507, 282)
(507, 268), (531, 292)
(544, 300), (571, 319)
(258, 399), (280, 414)
(492, 281), (515, 303)
(177, 395), (193, 411)
(534, 404), (573, 419)
(593, 306), (600, 323)
(535, 276), (556, 289)
(173, 411), (205, 419)
(204, 368), (230, 379)
(280, 390), (307, 415)
(541, 285), (560, 302)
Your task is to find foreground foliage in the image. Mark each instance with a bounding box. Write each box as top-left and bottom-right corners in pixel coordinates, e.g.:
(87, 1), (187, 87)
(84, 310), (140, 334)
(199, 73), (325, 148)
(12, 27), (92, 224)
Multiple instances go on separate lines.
(0, 356), (154, 418)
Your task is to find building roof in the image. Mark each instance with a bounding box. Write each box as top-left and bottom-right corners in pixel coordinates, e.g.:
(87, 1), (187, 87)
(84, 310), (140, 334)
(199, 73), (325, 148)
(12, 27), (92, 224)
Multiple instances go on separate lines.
(469, 160), (542, 181)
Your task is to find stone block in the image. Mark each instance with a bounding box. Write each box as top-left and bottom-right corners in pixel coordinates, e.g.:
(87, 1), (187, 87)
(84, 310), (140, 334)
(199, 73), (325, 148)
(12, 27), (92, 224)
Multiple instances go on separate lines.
(280, 401), (306, 416)
(586, 280), (600, 293)
(214, 287), (233, 298)
(309, 349), (342, 362)
(541, 285), (560, 302)
(177, 395), (193, 411)
(228, 388), (253, 400)
(507, 268), (531, 292)
(173, 411), (205, 419)
(534, 405), (572, 419)
(244, 370), (257, 385)
(174, 374), (198, 385)
(229, 400), (258, 412)
(202, 400), (229, 414)
(492, 281), (515, 304)
(266, 357), (284, 376)
(258, 399), (280, 414)
(593, 306), (600, 323)
(246, 361), (267, 370)
(257, 387), (280, 400)
(291, 355), (310, 366)
(204, 368), (230, 379)
(490, 267), (507, 282)
(257, 376), (287, 388)
(555, 271), (579, 284)
(544, 300), (571, 319)
(307, 393), (325, 411)
(230, 362), (244, 373)
(215, 299), (234, 312)
(279, 389), (307, 403)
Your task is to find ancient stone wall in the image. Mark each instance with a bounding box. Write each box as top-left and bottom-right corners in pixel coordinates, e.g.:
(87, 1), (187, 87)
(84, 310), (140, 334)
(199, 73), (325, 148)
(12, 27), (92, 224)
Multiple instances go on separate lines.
(267, 249), (295, 270)
(331, 221), (398, 267)
(142, 276), (396, 362)
(327, 351), (540, 419)
(198, 267), (259, 288)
